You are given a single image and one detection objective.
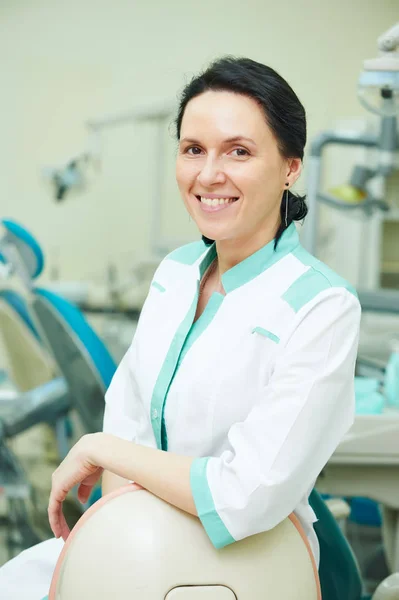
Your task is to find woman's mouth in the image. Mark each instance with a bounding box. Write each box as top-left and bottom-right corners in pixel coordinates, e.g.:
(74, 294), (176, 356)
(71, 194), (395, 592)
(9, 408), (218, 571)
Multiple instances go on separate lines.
(194, 195), (240, 213)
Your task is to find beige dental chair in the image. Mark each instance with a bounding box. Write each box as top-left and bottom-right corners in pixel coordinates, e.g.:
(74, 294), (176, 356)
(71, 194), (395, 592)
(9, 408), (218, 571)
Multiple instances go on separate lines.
(48, 486), (399, 600)
(49, 485), (321, 600)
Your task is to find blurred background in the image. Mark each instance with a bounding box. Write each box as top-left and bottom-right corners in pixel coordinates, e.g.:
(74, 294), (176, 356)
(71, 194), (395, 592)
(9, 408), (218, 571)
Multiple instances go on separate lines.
(0, 1), (398, 596)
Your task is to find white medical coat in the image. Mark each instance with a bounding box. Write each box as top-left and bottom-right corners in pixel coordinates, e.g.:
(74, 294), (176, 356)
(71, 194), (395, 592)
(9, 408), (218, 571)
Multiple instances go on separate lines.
(103, 223), (361, 563)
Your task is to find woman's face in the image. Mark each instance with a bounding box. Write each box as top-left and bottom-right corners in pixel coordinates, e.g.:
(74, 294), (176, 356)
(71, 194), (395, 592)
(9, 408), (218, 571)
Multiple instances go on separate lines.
(176, 90), (301, 245)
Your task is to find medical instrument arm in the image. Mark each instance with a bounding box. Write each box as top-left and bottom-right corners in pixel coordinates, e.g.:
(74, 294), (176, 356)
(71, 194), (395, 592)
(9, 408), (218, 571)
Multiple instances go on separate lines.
(0, 378), (69, 439)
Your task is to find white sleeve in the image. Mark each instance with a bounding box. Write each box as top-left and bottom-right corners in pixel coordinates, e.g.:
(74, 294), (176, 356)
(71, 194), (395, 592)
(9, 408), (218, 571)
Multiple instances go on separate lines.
(190, 288), (361, 548)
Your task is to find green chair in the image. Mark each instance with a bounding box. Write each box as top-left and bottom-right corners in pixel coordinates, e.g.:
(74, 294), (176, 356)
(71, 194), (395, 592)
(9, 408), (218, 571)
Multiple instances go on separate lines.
(310, 489), (365, 599)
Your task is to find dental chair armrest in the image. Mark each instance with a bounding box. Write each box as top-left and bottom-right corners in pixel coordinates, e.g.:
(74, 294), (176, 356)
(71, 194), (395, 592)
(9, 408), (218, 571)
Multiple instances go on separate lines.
(372, 573), (399, 599)
(0, 378), (70, 439)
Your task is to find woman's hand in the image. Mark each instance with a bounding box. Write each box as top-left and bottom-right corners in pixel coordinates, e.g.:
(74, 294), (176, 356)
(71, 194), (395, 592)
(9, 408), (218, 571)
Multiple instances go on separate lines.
(48, 433), (104, 541)
(48, 432), (197, 542)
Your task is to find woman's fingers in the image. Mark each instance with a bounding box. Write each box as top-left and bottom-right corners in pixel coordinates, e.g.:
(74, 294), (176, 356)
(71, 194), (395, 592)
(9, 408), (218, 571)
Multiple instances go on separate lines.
(77, 482), (93, 504)
(60, 514), (71, 541)
(48, 494), (69, 540)
(48, 499), (71, 540)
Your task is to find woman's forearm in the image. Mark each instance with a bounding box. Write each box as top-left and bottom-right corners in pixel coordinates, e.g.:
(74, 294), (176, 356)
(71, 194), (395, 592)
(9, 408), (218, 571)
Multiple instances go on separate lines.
(102, 470), (130, 496)
(93, 433), (197, 516)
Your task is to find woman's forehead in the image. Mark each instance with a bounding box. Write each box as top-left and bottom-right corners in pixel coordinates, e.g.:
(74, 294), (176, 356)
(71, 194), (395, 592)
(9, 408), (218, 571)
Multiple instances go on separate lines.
(181, 91), (271, 143)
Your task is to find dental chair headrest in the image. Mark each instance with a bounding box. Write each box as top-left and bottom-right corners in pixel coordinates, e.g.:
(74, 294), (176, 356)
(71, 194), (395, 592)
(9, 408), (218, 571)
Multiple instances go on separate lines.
(0, 219), (44, 280)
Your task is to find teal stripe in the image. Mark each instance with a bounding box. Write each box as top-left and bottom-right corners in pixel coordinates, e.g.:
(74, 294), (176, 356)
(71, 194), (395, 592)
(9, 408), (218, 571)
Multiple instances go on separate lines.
(283, 246), (358, 313)
(252, 327), (280, 343)
(222, 223), (299, 293)
(282, 269), (333, 313)
(160, 292), (224, 449)
(177, 293), (224, 369)
(199, 246), (217, 278)
(151, 246), (219, 451)
(151, 287), (200, 450)
(151, 281), (166, 293)
(167, 241), (207, 265)
(293, 246), (358, 298)
(190, 457), (235, 549)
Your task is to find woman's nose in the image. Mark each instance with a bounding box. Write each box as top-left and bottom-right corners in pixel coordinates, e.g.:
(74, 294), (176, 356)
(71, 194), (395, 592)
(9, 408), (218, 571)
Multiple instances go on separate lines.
(197, 157), (226, 187)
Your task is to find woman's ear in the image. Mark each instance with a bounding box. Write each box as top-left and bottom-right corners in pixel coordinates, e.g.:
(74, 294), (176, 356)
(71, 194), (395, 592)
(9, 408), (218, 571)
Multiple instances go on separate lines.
(286, 158), (302, 185)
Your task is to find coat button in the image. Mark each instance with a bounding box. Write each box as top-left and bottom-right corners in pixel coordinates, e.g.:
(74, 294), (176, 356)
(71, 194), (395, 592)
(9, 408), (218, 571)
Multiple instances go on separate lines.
(152, 409), (158, 420)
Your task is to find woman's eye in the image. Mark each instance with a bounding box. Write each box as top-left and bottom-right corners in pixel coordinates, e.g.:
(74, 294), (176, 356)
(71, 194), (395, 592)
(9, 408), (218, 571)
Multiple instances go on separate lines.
(186, 146), (202, 155)
(231, 148), (250, 157)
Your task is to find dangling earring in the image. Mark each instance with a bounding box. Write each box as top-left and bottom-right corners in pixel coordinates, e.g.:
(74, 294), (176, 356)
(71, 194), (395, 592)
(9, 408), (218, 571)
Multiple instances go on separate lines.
(285, 183), (289, 227)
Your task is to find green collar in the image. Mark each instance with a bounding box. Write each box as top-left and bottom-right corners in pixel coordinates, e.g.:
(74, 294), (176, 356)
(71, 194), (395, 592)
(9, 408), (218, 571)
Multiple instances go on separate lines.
(199, 223), (300, 293)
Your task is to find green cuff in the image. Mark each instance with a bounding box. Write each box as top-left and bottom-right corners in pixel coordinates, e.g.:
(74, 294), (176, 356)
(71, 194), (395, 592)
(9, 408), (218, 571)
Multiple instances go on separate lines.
(190, 457), (235, 549)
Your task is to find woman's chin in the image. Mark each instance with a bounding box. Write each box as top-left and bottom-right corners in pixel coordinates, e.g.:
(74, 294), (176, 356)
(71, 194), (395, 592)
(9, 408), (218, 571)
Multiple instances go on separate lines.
(199, 229), (232, 243)
(194, 214), (238, 242)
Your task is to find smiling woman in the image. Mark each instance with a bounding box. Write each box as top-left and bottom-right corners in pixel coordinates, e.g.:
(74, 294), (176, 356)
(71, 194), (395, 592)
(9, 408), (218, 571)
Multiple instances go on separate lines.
(0, 56), (361, 600)
(175, 57), (308, 259)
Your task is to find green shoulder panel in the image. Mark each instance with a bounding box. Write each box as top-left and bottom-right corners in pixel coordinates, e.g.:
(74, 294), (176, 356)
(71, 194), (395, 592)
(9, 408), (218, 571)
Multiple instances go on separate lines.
(166, 240), (207, 265)
(282, 246), (358, 313)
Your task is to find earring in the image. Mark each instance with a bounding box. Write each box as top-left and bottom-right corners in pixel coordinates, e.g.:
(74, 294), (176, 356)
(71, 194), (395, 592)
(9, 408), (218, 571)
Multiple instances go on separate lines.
(285, 183), (289, 227)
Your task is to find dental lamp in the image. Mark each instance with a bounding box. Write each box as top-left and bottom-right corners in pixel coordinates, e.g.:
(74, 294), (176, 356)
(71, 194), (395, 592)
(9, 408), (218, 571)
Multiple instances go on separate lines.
(302, 22), (399, 254)
(326, 22), (399, 214)
(358, 21), (399, 119)
(43, 154), (91, 202)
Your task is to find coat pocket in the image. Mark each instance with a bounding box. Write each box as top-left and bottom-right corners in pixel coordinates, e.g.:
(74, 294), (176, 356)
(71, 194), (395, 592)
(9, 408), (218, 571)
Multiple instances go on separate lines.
(251, 326), (280, 344)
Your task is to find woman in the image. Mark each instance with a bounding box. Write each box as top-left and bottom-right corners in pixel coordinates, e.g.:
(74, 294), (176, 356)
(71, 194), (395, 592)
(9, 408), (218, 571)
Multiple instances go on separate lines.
(0, 56), (361, 598)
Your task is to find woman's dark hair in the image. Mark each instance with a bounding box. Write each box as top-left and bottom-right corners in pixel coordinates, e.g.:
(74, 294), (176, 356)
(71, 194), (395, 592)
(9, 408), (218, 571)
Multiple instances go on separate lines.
(175, 56), (308, 249)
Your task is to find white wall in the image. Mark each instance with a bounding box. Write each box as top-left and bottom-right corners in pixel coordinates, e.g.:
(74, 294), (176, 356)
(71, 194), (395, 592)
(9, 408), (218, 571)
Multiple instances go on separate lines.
(0, 0), (397, 284)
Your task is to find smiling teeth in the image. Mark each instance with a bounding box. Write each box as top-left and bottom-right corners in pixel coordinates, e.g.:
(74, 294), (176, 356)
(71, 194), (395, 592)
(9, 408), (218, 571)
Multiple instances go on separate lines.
(200, 197), (237, 206)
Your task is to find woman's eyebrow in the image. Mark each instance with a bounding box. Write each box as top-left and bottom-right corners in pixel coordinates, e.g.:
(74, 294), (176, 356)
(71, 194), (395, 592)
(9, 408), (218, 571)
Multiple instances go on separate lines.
(179, 138), (200, 145)
(180, 136), (256, 145)
(223, 136), (256, 145)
